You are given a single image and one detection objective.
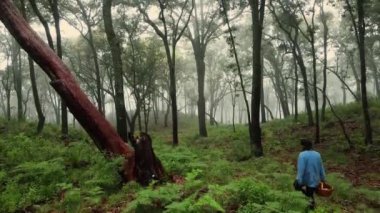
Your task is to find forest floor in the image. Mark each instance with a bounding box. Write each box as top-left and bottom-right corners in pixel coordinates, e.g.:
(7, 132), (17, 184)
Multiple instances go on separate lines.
(0, 101), (380, 212)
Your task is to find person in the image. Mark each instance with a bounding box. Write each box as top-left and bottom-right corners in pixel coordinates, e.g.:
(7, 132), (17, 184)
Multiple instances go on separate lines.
(294, 139), (326, 210)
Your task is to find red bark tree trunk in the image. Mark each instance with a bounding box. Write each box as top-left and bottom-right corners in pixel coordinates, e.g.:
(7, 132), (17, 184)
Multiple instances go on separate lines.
(0, 0), (135, 180)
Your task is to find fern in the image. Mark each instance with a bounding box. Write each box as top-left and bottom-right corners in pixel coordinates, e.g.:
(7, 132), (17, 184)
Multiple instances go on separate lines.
(193, 194), (225, 213)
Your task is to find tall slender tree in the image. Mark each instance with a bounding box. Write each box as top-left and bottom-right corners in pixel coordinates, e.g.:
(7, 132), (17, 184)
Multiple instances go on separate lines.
(249, 0), (266, 156)
(48, 0), (68, 138)
(64, 0), (104, 115)
(103, 0), (128, 141)
(137, 0), (194, 145)
(22, 0), (45, 133)
(344, 0), (373, 145)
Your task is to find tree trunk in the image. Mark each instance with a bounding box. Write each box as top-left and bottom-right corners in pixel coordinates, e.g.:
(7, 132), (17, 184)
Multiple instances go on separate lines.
(260, 79), (266, 123)
(295, 42), (314, 126)
(15, 45), (23, 121)
(164, 99), (170, 128)
(22, 0), (45, 133)
(50, 0), (68, 138)
(29, 0), (55, 50)
(221, 0), (252, 146)
(89, 29), (104, 115)
(169, 54), (179, 145)
(103, 0), (128, 141)
(232, 103), (236, 132)
(0, 0), (136, 180)
(6, 85), (11, 121)
(153, 94), (159, 125)
(342, 81), (347, 104)
(293, 51), (299, 121)
(194, 52), (207, 136)
(28, 57), (45, 133)
(348, 51), (361, 99)
(311, 33), (320, 144)
(267, 58), (290, 117)
(220, 100), (224, 124)
(162, 37), (179, 145)
(356, 0), (372, 145)
(368, 48), (380, 98)
(321, 0), (328, 121)
(249, 0), (265, 157)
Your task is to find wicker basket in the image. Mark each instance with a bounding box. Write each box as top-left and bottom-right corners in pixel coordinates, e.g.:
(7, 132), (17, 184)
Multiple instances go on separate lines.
(316, 182), (333, 197)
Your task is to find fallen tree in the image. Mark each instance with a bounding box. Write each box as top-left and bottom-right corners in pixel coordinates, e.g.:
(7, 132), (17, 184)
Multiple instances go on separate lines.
(0, 0), (164, 184)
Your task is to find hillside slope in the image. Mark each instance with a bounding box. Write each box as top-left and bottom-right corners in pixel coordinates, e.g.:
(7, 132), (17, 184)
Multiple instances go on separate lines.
(0, 102), (379, 212)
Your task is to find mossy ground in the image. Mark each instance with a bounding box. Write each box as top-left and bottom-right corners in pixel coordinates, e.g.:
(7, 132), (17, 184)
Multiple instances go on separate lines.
(0, 101), (379, 212)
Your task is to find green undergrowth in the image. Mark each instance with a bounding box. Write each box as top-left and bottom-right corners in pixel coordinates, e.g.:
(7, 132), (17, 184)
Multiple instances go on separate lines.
(0, 101), (380, 212)
(0, 128), (123, 212)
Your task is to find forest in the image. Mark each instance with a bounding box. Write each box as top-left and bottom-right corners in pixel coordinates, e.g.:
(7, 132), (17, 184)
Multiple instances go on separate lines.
(0, 0), (379, 212)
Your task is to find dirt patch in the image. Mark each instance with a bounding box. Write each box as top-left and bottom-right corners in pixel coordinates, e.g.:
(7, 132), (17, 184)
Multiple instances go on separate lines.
(328, 154), (380, 188)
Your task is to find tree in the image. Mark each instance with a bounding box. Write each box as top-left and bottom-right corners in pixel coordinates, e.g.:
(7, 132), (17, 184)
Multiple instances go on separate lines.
(185, 0), (227, 136)
(345, 0), (373, 145)
(320, 0), (330, 121)
(136, 0), (194, 145)
(0, 0), (136, 180)
(269, 0), (314, 126)
(205, 50), (228, 125)
(63, 0), (105, 115)
(0, 0), (166, 185)
(248, 0), (266, 156)
(22, 0), (45, 133)
(0, 67), (13, 121)
(124, 37), (165, 133)
(296, 0), (320, 144)
(263, 40), (290, 118)
(103, 0), (128, 141)
(28, 0), (67, 136)
(10, 36), (23, 121)
(50, 0), (69, 138)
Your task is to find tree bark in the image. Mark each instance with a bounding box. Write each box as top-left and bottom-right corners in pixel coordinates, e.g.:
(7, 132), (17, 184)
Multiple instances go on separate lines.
(368, 48), (380, 98)
(249, 0), (265, 157)
(103, 0), (128, 141)
(28, 0), (55, 50)
(261, 75), (266, 123)
(3, 70), (12, 121)
(194, 51), (207, 136)
(308, 3), (320, 144)
(293, 48), (298, 121)
(356, 0), (372, 145)
(348, 51), (361, 99)
(168, 44), (179, 145)
(0, 0), (136, 180)
(28, 56), (45, 133)
(13, 43), (23, 121)
(321, 0), (328, 122)
(294, 42), (314, 126)
(48, 0), (68, 138)
(22, 0), (45, 133)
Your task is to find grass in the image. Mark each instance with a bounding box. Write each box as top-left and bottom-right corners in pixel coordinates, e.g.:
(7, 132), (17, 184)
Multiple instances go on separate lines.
(0, 101), (379, 212)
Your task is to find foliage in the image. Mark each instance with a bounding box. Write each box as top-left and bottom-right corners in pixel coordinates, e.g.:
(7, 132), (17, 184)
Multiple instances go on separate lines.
(1, 100), (380, 212)
(0, 128), (122, 212)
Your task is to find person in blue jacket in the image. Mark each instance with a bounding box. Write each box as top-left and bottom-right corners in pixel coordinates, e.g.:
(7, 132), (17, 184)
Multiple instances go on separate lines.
(294, 139), (326, 210)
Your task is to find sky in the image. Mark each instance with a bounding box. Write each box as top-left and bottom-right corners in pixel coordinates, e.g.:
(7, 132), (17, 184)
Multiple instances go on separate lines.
(0, 20), (80, 71)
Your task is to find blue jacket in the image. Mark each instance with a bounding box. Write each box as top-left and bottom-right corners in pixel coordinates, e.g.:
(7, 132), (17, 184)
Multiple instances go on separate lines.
(297, 150), (326, 188)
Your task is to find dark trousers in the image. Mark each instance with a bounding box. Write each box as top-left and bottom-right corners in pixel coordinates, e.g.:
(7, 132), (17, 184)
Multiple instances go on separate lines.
(293, 180), (317, 201)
